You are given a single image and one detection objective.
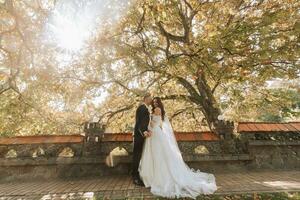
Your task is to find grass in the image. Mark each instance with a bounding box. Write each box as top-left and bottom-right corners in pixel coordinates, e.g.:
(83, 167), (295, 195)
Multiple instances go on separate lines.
(93, 192), (300, 200)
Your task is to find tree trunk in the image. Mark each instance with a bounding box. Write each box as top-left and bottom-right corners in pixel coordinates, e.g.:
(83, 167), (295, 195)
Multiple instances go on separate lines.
(195, 73), (235, 141)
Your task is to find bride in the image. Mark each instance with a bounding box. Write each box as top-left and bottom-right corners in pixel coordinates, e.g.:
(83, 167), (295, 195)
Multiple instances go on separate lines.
(138, 97), (217, 199)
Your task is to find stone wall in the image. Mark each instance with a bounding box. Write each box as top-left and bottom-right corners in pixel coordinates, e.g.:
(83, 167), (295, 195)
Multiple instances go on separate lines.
(0, 122), (299, 181)
(248, 140), (300, 169)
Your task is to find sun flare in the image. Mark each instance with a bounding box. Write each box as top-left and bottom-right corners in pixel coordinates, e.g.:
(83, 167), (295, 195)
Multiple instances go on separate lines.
(46, 3), (93, 53)
(52, 20), (87, 52)
(43, 0), (132, 57)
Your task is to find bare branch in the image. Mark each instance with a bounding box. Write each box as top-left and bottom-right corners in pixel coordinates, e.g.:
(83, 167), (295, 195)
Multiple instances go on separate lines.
(157, 21), (188, 43)
(98, 103), (135, 125)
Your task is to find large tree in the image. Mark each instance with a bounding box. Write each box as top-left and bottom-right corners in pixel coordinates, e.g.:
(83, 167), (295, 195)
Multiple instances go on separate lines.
(0, 0), (299, 136)
(0, 0), (131, 135)
(106, 0), (300, 136)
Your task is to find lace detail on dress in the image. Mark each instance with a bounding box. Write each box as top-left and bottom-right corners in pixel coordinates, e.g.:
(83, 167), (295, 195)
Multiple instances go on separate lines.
(149, 114), (163, 129)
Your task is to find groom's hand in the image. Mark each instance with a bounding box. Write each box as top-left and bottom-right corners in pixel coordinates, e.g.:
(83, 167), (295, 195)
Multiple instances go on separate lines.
(143, 131), (152, 137)
(145, 131), (152, 137)
(143, 131), (149, 137)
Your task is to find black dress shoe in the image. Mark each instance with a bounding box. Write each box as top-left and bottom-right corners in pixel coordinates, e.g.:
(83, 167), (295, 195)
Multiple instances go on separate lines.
(133, 178), (145, 186)
(139, 179), (145, 187)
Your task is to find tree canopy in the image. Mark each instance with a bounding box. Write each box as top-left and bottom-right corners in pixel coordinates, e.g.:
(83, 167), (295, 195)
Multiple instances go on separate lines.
(0, 0), (299, 136)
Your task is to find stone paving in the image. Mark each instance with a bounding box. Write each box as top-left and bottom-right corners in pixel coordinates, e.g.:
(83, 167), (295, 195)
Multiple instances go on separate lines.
(0, 170), (299, 199)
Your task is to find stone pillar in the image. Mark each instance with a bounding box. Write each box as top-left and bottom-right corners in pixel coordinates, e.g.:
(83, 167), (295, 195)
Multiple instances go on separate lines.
(214, 120), (234, 139)
(215, 120), (237, 154)
(83, 122), (105, 156)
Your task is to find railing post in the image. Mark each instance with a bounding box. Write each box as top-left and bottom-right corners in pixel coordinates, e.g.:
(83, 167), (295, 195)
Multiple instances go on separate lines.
(215, 120), (236, 154)
(83, 122), (105, 156)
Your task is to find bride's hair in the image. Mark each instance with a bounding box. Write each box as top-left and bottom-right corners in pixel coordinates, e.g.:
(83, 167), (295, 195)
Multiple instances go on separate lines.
(151, 97), (166, 121)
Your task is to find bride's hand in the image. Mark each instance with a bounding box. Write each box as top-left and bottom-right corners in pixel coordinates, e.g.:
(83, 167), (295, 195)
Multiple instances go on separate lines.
(143, 131), (150, 137)
(144, 131), (152, 137)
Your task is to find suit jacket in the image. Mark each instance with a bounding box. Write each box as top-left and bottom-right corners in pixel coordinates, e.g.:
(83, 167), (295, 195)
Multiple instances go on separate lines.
(134, 104), (150, 137)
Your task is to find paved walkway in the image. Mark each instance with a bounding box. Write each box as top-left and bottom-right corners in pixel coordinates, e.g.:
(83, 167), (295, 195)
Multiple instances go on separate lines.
(0, 170), (299, 199)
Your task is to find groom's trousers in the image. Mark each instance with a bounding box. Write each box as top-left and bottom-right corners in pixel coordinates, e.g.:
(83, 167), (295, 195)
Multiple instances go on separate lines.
(131, 133), (145, 179)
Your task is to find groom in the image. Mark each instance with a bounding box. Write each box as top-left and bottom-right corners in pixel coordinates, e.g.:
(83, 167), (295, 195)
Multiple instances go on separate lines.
(131, 92), (152, 186)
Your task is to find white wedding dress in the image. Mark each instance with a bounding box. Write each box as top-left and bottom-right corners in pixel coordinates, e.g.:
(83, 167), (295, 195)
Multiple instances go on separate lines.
(139, 114), (217, 199)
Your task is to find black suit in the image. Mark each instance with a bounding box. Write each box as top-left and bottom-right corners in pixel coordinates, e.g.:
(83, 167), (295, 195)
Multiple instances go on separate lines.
(131, 104), (150, 179)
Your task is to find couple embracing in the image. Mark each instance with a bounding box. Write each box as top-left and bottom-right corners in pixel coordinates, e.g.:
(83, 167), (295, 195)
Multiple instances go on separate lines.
(131, 93), (217, 199)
